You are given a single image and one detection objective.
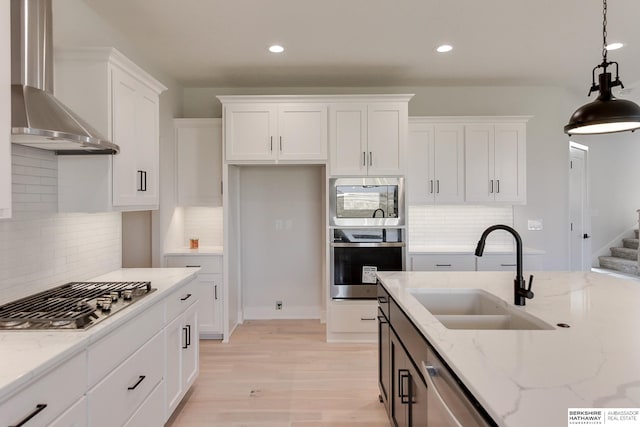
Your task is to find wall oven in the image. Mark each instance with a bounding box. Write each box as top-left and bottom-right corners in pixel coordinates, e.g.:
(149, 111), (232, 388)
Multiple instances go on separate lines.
(329, 177), (404, 227)
(331, 228), (405, 299)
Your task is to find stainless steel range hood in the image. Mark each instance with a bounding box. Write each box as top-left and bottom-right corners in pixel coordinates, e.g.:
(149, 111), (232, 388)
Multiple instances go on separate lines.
(10, 0), (119, 154)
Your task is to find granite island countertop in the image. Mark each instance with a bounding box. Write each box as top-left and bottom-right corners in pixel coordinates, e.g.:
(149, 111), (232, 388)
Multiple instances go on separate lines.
(0, 268), (198, 402)
(376, 270), (640, 427)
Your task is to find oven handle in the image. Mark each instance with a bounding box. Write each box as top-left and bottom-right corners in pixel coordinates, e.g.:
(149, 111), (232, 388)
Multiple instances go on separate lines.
(331, 242), (405, 248)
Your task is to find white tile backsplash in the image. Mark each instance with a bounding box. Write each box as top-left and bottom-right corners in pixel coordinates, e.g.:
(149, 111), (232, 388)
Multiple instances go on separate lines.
(183, 206), (223, 247)
(408, 205), (514, 250)
(0, 145), (121, 303)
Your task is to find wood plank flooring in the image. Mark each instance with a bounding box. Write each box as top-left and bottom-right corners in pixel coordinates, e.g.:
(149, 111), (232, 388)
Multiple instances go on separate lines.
(166, 320), (390, 427)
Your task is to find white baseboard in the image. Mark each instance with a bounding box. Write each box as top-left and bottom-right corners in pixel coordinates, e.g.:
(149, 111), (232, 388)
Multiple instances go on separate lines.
(243, 305), (321, 320)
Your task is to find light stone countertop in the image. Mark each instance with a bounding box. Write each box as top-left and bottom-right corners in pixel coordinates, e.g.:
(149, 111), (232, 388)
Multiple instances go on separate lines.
(0, 268), (198, 402)
(376, 270), (640, 427)
(164, 246), (223, 256)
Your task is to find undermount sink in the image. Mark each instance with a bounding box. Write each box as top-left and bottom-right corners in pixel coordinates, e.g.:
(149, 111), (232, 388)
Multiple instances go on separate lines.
(407, 288), (554, 330)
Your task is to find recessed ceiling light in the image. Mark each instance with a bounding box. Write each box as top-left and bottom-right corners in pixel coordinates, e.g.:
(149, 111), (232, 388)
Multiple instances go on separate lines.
(269, 45), (285, 53)
(606, 42), (624, 51)
(436, 44), (453, 53)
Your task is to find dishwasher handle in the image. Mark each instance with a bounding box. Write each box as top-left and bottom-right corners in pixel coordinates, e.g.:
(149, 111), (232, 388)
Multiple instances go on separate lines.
(421, 361), (463, 427)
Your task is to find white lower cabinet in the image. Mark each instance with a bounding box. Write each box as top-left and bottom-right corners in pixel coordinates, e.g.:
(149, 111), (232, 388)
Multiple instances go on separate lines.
(49, 397), (87, 427)
(327, 300), (378, 342)
(124, 381), (165, 427)
(410, 254), (476, 271)
(87, 331), (164, 427)
(165, 297), (199, 419)
(0, 352), (87, 427)
(476, 253), (543, 271)
(165, 254), (224, 338)
(0, 278), (200, 427)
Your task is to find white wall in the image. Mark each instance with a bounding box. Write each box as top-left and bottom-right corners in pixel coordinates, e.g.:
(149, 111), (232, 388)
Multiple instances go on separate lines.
(53, 0), (184, 267)
(239, 166), (324, 319)
(0, 145), (121, 304)
(184, 85), (574, 269)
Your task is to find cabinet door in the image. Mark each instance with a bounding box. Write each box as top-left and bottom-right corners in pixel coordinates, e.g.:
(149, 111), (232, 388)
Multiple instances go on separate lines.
(391, 331), (409, 427)
(111, 66), (140, 206)
(175, 119), (223, 206)
(182, 303), (199, 389)
(329, 104), (368, 175)
(0, 1), (10, 219)
(277, 104), (327, 161)
(224, 103), (277, 161)
(407, 123), (434, 204)
(378, 310), (391, 410)
(367, 103), (406, 176)
(407, 360), (428, 426)
(494, 124), (526, 203)
(164, 315), (183, 416)
(433, 125), (465, 203)
(197, 273), (223, 335)
(134, 84), (160, 206)
(464, 125), (495, 203)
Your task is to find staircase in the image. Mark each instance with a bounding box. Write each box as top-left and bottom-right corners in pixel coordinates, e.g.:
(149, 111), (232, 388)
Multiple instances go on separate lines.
(598, 229), (639, 275)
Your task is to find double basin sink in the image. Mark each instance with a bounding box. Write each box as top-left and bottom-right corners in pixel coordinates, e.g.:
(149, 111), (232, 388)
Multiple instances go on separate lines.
(407, 288), (554, 330)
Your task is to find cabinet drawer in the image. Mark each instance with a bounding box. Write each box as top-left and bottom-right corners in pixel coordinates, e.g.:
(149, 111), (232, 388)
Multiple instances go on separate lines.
(377, 282), (390, 320)
(329, 301), (378, 333)
(124, 380), (164, 427)
(410, 254), (476, 271)
(88, 331), (164, 427)
(0, 351), (86, 427)
(476, 254), (542, 271)
(166, 278), (198, 322)
(49, 396), (87, 427)
(165, 255), (222, 274)
(88, 301), (163, 387)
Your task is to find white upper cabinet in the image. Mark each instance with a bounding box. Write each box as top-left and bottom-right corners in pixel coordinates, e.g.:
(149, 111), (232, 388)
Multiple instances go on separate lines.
(329, 97), (410, 176)
(221, 98), (327, 163)
(0, 1), (10, 219)
(465, 122), (526, 204)
(55, 48), (167, 212)
(174, 119), (223, 207)
(407, 120), (464, 204)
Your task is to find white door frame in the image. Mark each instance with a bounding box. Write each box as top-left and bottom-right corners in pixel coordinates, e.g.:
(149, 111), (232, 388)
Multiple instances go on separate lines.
(568, 141), (592, 270)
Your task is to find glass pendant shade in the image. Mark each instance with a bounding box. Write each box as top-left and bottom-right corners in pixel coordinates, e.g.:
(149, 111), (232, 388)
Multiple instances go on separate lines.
(565, 72), (640, 135)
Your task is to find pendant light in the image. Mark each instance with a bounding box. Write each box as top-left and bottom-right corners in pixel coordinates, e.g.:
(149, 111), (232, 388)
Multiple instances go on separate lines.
(564, 0), (640, 135)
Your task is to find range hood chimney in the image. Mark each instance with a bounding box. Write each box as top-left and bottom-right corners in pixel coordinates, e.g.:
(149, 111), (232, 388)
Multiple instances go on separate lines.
(10, 0), (119, 154)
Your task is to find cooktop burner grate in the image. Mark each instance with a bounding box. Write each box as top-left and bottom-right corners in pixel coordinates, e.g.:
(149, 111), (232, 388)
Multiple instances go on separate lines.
(0, 281), (152, 329)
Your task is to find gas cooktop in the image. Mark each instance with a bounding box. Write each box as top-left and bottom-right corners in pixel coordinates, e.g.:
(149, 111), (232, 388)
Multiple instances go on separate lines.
(0, 281), (156, 330)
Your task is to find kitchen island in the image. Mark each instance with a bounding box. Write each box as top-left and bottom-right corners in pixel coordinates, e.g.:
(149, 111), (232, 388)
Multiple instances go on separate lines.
(376, 270), (640, 427)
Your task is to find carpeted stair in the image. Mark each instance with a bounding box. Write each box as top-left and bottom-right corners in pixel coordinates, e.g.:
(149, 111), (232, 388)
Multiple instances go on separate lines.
(598, 229), (639, 275)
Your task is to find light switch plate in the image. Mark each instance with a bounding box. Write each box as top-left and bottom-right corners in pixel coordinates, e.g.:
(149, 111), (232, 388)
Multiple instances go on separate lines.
(528, 219), (543, 231)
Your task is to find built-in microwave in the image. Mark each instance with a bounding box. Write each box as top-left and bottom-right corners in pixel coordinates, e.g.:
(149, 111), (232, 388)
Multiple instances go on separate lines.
(329, 177), (404, 227)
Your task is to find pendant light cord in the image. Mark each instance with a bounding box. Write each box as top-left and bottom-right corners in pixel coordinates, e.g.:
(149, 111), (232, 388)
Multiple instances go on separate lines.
(602, 0), (608, 62)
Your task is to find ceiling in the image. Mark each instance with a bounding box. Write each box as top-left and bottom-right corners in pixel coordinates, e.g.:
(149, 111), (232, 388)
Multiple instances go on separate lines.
(79, 0), (640, 91)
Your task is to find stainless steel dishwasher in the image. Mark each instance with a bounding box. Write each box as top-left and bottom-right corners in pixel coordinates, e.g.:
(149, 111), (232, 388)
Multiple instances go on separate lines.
(420, 348), (492, 427)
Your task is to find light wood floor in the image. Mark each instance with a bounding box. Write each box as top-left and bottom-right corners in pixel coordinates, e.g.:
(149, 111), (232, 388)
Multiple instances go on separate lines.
(166, 320), (390, 427)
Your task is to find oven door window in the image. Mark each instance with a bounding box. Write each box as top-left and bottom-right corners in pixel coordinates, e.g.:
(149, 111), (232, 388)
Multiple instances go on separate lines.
(333, 246), (402, 286)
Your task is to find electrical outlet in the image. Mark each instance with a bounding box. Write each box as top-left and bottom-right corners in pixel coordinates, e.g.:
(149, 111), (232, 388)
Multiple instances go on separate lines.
(276, 301), (283, 310)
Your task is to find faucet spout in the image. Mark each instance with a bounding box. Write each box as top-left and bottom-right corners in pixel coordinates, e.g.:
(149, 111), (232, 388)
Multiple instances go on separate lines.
(474, 224), (534, 306)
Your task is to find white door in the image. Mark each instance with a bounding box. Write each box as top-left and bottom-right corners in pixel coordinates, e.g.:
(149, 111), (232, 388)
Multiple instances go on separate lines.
(277, 104), (327, 161)
(433, 125), (465, 203)
(407, 123), (434, 204)
(464, 125), (494, 202)
(367, 103), (406, 176)
(329, 104), (368, 175)
(569, 145), (591, 271)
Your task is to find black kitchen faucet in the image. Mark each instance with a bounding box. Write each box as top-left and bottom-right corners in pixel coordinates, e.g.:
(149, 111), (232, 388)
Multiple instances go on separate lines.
(474, 225), (534, 306)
